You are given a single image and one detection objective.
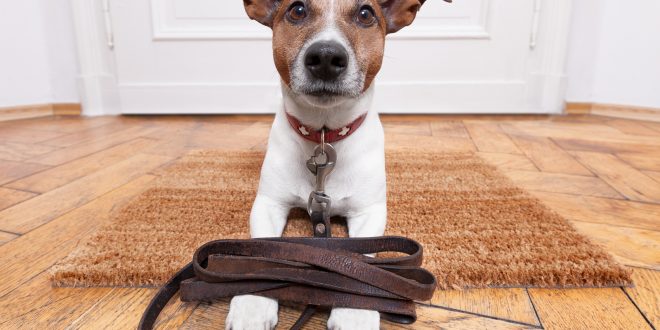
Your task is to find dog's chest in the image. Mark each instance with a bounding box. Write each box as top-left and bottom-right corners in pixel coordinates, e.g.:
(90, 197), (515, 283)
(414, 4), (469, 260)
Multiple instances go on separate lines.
(284, 147), (386, 215)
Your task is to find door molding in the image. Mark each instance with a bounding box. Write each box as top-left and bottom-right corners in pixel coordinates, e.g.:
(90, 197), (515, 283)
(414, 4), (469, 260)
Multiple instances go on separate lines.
(70, 0), (120, 116)
(71, 0), (573, 115)
(150, 0), (493, 41)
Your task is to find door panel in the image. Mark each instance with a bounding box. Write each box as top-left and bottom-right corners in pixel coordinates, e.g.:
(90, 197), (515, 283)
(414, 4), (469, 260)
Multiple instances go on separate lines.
(110, 0), (568, 114)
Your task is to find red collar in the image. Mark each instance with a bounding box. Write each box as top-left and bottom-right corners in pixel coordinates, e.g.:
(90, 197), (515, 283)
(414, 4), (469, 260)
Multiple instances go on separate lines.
(285, 112), (367, 144)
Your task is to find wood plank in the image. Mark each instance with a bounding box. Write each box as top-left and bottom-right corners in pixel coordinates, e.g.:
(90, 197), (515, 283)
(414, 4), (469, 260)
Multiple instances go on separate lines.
(531, 192), (660, 231)
(477, 152), (539, 172)
(0, 159), (50, 185)
(383, 121), (432, 136)
(641, 121), (660, 133)
(0, 141), (59, 162)
(593, 108), (660, 123)
(464, 122), (522, 154)
(6, 138), (160, 193)
(505, 170), (624, 199)
(571, 221), (660, 269)
(625, 268), (660, 328)
(507, 134), (593, 176)
(152, 292), (199, 329)
(383, 304), (535, 329)
(617, 152), (660, 171)
(0, 230), (18, 246)
(68, 289), (197, 330)
(570, 151), (660, 203)
(0, 153), (170, 234)
(27, 126), (160, 166)
(0, 272), (113, 328)
(0, 104), (53, 122)
(0, 115), (121, 134)
(501, 121), (660, 146)
(0, 126), (65, 144)
(234, 121), (273, 138)
(430, 121), (471, 138)
(529, 288), (651, 330)
(554, 137), (660, 154)
(0, 175), (155, 298)
(180, 300), (534, 329)
(187, 127), (269, 150)
(38, 122), (133, 148)
(66, 288), (155, 329)
(0, 187), (36, 211)
(385, 133), (476, 152)
(644, 171), (660, 183)
(431, 288), (540, 326)
(605, 118), (660, 136)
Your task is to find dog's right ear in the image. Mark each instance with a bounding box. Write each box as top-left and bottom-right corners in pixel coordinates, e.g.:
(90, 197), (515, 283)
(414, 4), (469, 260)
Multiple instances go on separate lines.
(243, 0), (282, 27)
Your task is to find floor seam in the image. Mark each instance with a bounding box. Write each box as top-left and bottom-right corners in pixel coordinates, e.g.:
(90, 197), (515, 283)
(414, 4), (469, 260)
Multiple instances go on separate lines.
(621, 287), (656, 330)
(423, 302), (543, 329)
(526, 288), (545, 329)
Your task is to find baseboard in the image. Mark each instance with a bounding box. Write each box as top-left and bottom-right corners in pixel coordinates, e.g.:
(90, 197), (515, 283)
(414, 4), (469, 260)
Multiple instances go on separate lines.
(52, 103), (83, 116)
(564, 102), (660, 122)
(564, 102), (594, 115)
(0, 103), (82, 122)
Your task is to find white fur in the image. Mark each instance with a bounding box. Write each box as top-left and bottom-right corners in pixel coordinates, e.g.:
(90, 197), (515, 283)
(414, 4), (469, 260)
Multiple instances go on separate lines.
(226, 7), (386, 330)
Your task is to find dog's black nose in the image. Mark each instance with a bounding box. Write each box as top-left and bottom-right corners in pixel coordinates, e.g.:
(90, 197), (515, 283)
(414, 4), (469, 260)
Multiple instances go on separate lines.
(304, 41), (348, 81)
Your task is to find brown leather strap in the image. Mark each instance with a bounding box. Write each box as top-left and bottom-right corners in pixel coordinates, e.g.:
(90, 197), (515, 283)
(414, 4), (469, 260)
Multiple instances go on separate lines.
(138, 236), (435, 329)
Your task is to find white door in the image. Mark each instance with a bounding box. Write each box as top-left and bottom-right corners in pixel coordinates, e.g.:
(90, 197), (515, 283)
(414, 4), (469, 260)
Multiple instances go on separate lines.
(102, 0), (572, 114)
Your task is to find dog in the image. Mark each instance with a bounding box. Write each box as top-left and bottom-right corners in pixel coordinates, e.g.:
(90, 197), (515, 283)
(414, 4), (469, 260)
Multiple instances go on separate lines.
(227, 0), (432, 329)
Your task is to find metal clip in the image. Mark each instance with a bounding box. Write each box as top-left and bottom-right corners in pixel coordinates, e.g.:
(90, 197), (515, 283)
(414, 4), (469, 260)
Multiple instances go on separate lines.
(306, 144), (336, 187)
(306, 130), (337, 216)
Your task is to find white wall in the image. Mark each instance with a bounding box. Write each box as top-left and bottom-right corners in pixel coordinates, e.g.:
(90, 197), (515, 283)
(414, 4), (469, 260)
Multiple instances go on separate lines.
(0, 0), (79, 108)
(2, 0), (658, 111)
(566, 0), (660, 109)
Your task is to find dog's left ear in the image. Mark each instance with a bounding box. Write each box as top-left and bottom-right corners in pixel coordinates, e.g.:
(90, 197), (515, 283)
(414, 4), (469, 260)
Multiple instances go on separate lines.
(380, 0), (451, 34)
(243, 0), (282, 27)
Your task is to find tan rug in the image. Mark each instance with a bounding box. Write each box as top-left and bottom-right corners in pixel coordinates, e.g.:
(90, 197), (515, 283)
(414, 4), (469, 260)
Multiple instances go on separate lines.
(51, 150), (631, 289)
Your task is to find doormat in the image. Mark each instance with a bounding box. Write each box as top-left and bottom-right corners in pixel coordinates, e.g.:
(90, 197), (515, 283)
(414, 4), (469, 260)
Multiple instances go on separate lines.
(51, 150), (631, 289)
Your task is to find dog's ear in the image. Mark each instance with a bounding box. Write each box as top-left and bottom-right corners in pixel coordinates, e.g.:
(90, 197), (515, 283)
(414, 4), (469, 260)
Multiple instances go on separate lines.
(380, 0), (451, 34)
(243, 0), (282, 27)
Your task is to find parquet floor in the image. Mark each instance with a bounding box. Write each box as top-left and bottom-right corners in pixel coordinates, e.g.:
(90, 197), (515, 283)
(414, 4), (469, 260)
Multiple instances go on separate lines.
(0, 113), (658, 329)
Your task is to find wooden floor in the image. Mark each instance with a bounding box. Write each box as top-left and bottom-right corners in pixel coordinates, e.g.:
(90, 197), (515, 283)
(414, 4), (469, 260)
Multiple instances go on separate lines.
(0, 113), (658, 329)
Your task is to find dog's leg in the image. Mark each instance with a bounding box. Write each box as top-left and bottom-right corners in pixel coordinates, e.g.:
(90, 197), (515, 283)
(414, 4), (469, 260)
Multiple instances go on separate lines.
(226, 194), (289, 330)
(327, 202), (386, 330)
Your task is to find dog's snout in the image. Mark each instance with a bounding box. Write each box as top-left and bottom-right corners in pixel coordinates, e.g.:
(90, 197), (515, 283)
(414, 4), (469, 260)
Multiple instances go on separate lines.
(304, 41), (348, 81)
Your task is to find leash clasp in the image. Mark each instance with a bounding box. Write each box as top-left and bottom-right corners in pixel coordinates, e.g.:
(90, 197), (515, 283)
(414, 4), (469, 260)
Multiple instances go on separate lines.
(306, 142), (336, 215)
(306, 129), (336, 236)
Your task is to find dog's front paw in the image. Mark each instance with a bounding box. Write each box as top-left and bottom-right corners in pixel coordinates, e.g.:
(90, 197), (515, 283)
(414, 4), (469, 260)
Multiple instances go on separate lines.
(226, 295), (278, 330)
(327, 308), (379, 330)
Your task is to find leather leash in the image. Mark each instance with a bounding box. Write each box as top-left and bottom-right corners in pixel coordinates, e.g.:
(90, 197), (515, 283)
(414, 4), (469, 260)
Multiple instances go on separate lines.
(138, 129), (437, 329)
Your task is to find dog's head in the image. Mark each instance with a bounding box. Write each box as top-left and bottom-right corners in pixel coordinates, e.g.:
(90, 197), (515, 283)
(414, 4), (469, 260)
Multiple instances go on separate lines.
(244, 0), (442, 107)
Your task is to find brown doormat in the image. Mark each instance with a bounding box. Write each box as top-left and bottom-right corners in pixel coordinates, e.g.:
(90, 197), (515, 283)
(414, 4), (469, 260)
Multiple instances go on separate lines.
(50, 150), (631, 289)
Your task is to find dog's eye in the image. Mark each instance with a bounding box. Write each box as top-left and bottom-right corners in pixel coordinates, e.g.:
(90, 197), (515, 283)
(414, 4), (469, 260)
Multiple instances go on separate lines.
(287, 2), (307, 23)
(356, 5), (376, 26)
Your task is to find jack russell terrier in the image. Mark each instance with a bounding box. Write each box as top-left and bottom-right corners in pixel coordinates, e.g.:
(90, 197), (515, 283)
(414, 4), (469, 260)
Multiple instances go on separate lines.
(227, 0), (441, 329)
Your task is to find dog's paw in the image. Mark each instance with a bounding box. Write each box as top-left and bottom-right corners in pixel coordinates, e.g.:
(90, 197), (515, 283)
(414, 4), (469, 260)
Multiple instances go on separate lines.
(226, 295), (278, 330)
(327, 308), (380, 330)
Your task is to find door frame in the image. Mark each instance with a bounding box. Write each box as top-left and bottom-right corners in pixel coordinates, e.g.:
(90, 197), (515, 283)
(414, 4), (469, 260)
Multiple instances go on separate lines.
(70, 0), (573, 116)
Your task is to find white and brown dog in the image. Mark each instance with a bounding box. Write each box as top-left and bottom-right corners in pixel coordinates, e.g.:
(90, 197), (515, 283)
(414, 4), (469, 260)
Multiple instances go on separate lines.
(228, 0), (432, 329)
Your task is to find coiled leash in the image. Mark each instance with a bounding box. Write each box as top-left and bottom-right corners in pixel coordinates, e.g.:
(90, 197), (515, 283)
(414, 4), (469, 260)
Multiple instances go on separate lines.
(138, 131), (437, 329)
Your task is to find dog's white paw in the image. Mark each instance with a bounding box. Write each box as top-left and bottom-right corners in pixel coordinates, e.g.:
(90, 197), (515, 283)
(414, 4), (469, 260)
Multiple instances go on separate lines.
(327, 308), (380, 330)
(225, 295), (278, 330)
